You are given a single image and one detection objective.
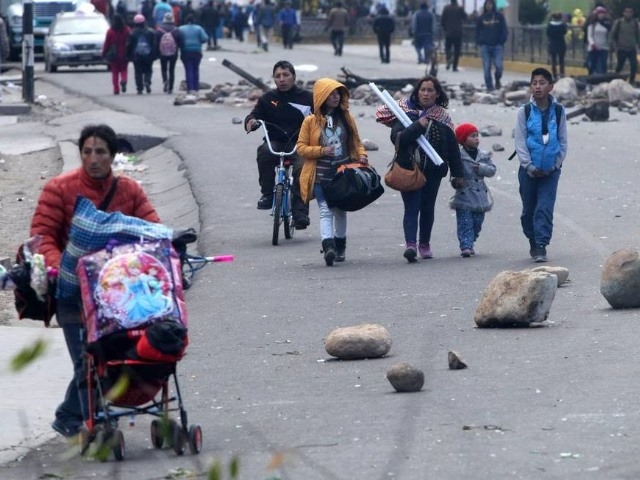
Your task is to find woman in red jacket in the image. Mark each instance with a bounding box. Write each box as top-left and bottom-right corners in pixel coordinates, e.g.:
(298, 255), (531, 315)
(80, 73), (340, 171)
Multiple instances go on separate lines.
(30, 124), (160, 437)
(102, 14), (131, 95)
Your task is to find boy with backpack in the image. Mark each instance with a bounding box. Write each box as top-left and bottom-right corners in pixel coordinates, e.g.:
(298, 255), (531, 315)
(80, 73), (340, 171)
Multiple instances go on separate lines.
(127, 14), (157, 94)
(156, 12), (179, 94)
(514, 67), (567, 263)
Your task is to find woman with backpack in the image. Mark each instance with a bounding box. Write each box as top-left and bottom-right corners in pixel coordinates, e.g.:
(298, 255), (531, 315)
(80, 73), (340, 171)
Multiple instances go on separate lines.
(127, 14), (157, 94)
(156, 12), (179, 94)
(102, 14), (131, 95)
(177, 14), (208, 95)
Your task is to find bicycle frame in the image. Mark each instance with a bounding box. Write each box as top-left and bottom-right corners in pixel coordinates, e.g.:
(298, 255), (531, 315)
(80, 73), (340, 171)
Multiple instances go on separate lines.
(256, 120), (298, 246)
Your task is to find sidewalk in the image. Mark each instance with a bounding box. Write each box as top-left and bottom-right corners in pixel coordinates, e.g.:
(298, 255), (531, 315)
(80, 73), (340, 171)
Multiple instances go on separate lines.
(0, 79), (198, 465)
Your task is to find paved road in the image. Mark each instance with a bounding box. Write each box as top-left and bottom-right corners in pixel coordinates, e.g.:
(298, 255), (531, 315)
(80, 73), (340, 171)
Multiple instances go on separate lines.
(2, 37), (640, 479)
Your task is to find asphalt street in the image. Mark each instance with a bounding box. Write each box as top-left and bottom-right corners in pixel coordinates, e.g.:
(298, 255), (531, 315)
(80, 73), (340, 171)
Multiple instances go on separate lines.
(1, 36), (640, 479)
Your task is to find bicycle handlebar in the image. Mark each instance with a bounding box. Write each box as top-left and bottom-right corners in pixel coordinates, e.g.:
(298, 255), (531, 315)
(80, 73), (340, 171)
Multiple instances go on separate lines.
(254, 119), (297, 157)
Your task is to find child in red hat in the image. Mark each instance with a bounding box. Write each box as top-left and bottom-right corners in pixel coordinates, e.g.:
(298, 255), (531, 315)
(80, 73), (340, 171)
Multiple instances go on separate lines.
(450, 123), (496, 257)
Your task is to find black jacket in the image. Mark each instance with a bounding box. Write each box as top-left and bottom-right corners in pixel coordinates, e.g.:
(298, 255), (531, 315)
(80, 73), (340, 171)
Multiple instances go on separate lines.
(244, 86), (313, 148)
(373, 15), (395, 38)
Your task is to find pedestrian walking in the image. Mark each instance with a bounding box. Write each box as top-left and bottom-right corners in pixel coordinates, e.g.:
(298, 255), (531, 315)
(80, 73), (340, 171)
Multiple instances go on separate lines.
(199, 0), (221, 50)
(155, 12), (179, 94)
(30, 124), (160, 438)
(587, 6), (612, 75)
(450, 123), (496, 257)
(102, 14), (131, 95)
(546, 12), (567, 79)
(127, 14), (157, 95)
(153, 0), (173, 28)
(476, 0), (508, 91)
(440, 0), (467, 71)
(411, 2), (434, 65)
(514, 68), (568, 263)
(177, 14), (208, 94)
(297, 78), (369, 266)
(375, 75), (465, 263)
(278, 0), (297, 49)
(326, 1), (350, 56)
(255, 0), (276, 51)
(0, 16), (12, 101)
(611, 6), (639, 86)
(372, 5), (395, 63)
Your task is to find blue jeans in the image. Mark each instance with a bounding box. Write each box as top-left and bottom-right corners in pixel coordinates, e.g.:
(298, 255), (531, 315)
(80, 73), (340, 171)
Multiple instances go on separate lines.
(314, 183), (347, 240)
(414, 35), (433, 63)
(54, 300), (89, 429)
(590, 49), (608, 74)
(400, 174), (443, 245)
(518, 166), (561, 247)
(181, 51), (203, 92)
(456, 209), (485, 250)
(480, 44), (504, 90)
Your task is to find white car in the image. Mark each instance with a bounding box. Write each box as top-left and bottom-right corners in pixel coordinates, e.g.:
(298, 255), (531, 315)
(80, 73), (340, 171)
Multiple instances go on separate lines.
(44, 10), (110, 73)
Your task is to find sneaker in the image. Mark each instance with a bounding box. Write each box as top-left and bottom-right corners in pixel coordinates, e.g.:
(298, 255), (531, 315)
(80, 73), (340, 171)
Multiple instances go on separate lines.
(293, 214), (310, 230)
(533, 245), (547, 263)
(469, 248), (475, 256)
(52, 419), (81, 438)
(257, 194), (273, 210)
(495, 79), (502, 89)
(120, 81), (127, 93)
(145, 84), (151, 94)
(418, 243), (433, 259)
(460, 249), (472, 258)
(403, 243), (417, 263)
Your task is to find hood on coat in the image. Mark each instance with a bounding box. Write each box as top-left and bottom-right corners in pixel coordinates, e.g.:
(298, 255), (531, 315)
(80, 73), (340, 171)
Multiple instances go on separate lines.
(312, 78), (350, 120)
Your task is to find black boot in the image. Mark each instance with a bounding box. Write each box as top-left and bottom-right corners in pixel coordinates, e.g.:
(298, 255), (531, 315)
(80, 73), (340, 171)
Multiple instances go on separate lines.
(321, 238), (336, 266)
(334, 237), (346, 262)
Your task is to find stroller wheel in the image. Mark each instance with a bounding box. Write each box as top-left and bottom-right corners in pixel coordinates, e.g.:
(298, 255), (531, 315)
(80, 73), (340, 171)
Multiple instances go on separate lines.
(188, 425), (203, 454)
(150, 419), (164, 449)
(172, 424), (186, 456)
(112, 429), (125, 461)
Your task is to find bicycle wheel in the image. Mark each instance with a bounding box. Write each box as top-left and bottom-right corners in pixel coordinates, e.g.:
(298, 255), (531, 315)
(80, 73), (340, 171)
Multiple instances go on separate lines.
(283, 185), (293, 240)
(272, 184), (284, 246)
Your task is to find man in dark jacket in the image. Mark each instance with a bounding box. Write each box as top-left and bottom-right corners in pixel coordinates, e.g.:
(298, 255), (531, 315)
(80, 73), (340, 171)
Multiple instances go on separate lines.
(244, 61), (313, 229)
(441, 0), (467, 71)
(411, 2), (434, 64)
(127, 14), (157, 94)
(476, 0), (508, 91)
(199, 0), (221, 49)
(373, 6), (395, 63)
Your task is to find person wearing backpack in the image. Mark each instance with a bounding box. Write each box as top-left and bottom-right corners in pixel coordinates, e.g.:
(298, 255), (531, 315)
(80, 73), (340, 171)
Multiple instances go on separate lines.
(127, 14), (157, 94)
(611, 6), (639, 86)
(177, 13), (208, 94)
(156, 12), (179, 94)
(514, 68), (567, 263)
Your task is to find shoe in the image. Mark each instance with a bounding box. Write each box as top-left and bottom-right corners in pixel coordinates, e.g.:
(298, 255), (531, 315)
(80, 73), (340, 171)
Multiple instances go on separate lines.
(418, 243), (433, 259)
(52, 419), (81, 438)
(446, 61), (451, 70)
(322, 238), (336, 266)
(532, 245), (547, 263)
(137, 90), (143, 95)
(529, 239), (536, 258)
(120, 81), (126, 93)
(334, 237), (346, 262)
(403, 243), (417, 263)
(257, 194), (273, 210)
(461, 249), (472, 258)
(469, 248), (475, 256)
(114, 90), (119, 95)
(293, 214), (310, 230)
(145, 84), (151, 94)
(163, 81), (168, 93)
(495, 79), (502, 89)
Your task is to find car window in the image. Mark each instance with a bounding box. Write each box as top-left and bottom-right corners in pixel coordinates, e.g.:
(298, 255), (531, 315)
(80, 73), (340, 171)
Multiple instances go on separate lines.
(52, 16), (109, 35)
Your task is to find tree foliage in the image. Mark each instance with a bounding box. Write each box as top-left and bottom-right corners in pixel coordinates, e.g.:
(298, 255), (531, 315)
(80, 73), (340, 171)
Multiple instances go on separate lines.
(519, 0), (549, 24)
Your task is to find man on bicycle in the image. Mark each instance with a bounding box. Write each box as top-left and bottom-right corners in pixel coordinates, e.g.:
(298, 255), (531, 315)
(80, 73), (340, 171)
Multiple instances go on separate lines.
(244, 60), (313, 229)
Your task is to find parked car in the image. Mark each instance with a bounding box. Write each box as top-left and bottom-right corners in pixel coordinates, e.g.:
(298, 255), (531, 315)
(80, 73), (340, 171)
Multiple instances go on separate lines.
(44, 10), (109, 73)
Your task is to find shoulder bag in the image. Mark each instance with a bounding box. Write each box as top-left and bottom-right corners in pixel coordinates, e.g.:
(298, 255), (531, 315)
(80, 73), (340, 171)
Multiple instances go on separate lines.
(384, 132), (427, 192)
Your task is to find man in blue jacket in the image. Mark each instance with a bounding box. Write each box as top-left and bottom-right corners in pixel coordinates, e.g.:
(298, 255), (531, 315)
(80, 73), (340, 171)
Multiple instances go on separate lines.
(476, 0), (508, 91)
(514, 68), (568, 263)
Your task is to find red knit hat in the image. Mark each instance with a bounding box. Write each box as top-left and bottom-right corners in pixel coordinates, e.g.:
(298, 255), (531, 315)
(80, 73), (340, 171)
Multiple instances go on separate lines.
(455, 123), (479, 145)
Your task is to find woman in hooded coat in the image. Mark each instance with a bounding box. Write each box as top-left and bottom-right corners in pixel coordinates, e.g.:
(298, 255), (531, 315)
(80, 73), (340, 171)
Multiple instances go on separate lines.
(297, 78), (368, 266)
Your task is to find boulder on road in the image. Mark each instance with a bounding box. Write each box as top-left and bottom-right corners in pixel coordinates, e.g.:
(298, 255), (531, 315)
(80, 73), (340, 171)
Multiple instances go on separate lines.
(387, 362), (424, 392)
(325, 323), (392, 360)
(600, 249), (640, 309)
(531, 265), (570, 286)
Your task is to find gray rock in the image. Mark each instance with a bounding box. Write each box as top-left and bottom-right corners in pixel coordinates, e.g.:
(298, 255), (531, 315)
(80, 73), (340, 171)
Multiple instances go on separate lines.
(480, 125), (502, 137)
(361, 139), (379, 151)
(553, 77), (579, 102)
(600, 249), (640, 308)
(504, 90), (529, 102)
(474, 270), (558, 327)
(608, 79), (640, 105)
(531, 266), (570, 286)
(325, 323), (392, 360)
(231, 117), (243, 125)
(386, 362), (424, 392)
(448, 351), (467, 370)
(492, 143), (505, 152)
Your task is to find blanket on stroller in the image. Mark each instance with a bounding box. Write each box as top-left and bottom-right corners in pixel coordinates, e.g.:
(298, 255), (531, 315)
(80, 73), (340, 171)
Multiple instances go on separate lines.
(77, 238), (187, 344)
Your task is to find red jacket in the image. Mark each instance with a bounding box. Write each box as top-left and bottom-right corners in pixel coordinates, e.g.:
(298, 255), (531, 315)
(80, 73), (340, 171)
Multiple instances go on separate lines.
(30, 168), (160, 270)
(103, 26), (131, 65)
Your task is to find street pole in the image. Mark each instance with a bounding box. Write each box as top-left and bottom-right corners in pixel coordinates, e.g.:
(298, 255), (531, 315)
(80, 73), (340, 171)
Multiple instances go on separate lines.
(22, 0), (34, 103)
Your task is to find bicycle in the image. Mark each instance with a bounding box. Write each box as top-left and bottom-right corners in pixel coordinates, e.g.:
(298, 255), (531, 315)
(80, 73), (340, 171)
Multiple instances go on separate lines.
(171, 228), (233, 289)
(250, 119), (298, 246)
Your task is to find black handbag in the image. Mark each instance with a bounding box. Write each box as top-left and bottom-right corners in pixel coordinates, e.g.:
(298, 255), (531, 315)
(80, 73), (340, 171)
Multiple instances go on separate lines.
(323, 162), (384, 212)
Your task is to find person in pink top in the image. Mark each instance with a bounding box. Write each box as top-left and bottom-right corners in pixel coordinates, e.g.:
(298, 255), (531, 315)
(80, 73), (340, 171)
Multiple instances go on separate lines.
(102, 14), (131, 95)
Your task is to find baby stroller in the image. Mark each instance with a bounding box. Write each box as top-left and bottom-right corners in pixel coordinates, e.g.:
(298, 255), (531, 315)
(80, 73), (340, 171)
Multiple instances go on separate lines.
(76, 233), (201, 461)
